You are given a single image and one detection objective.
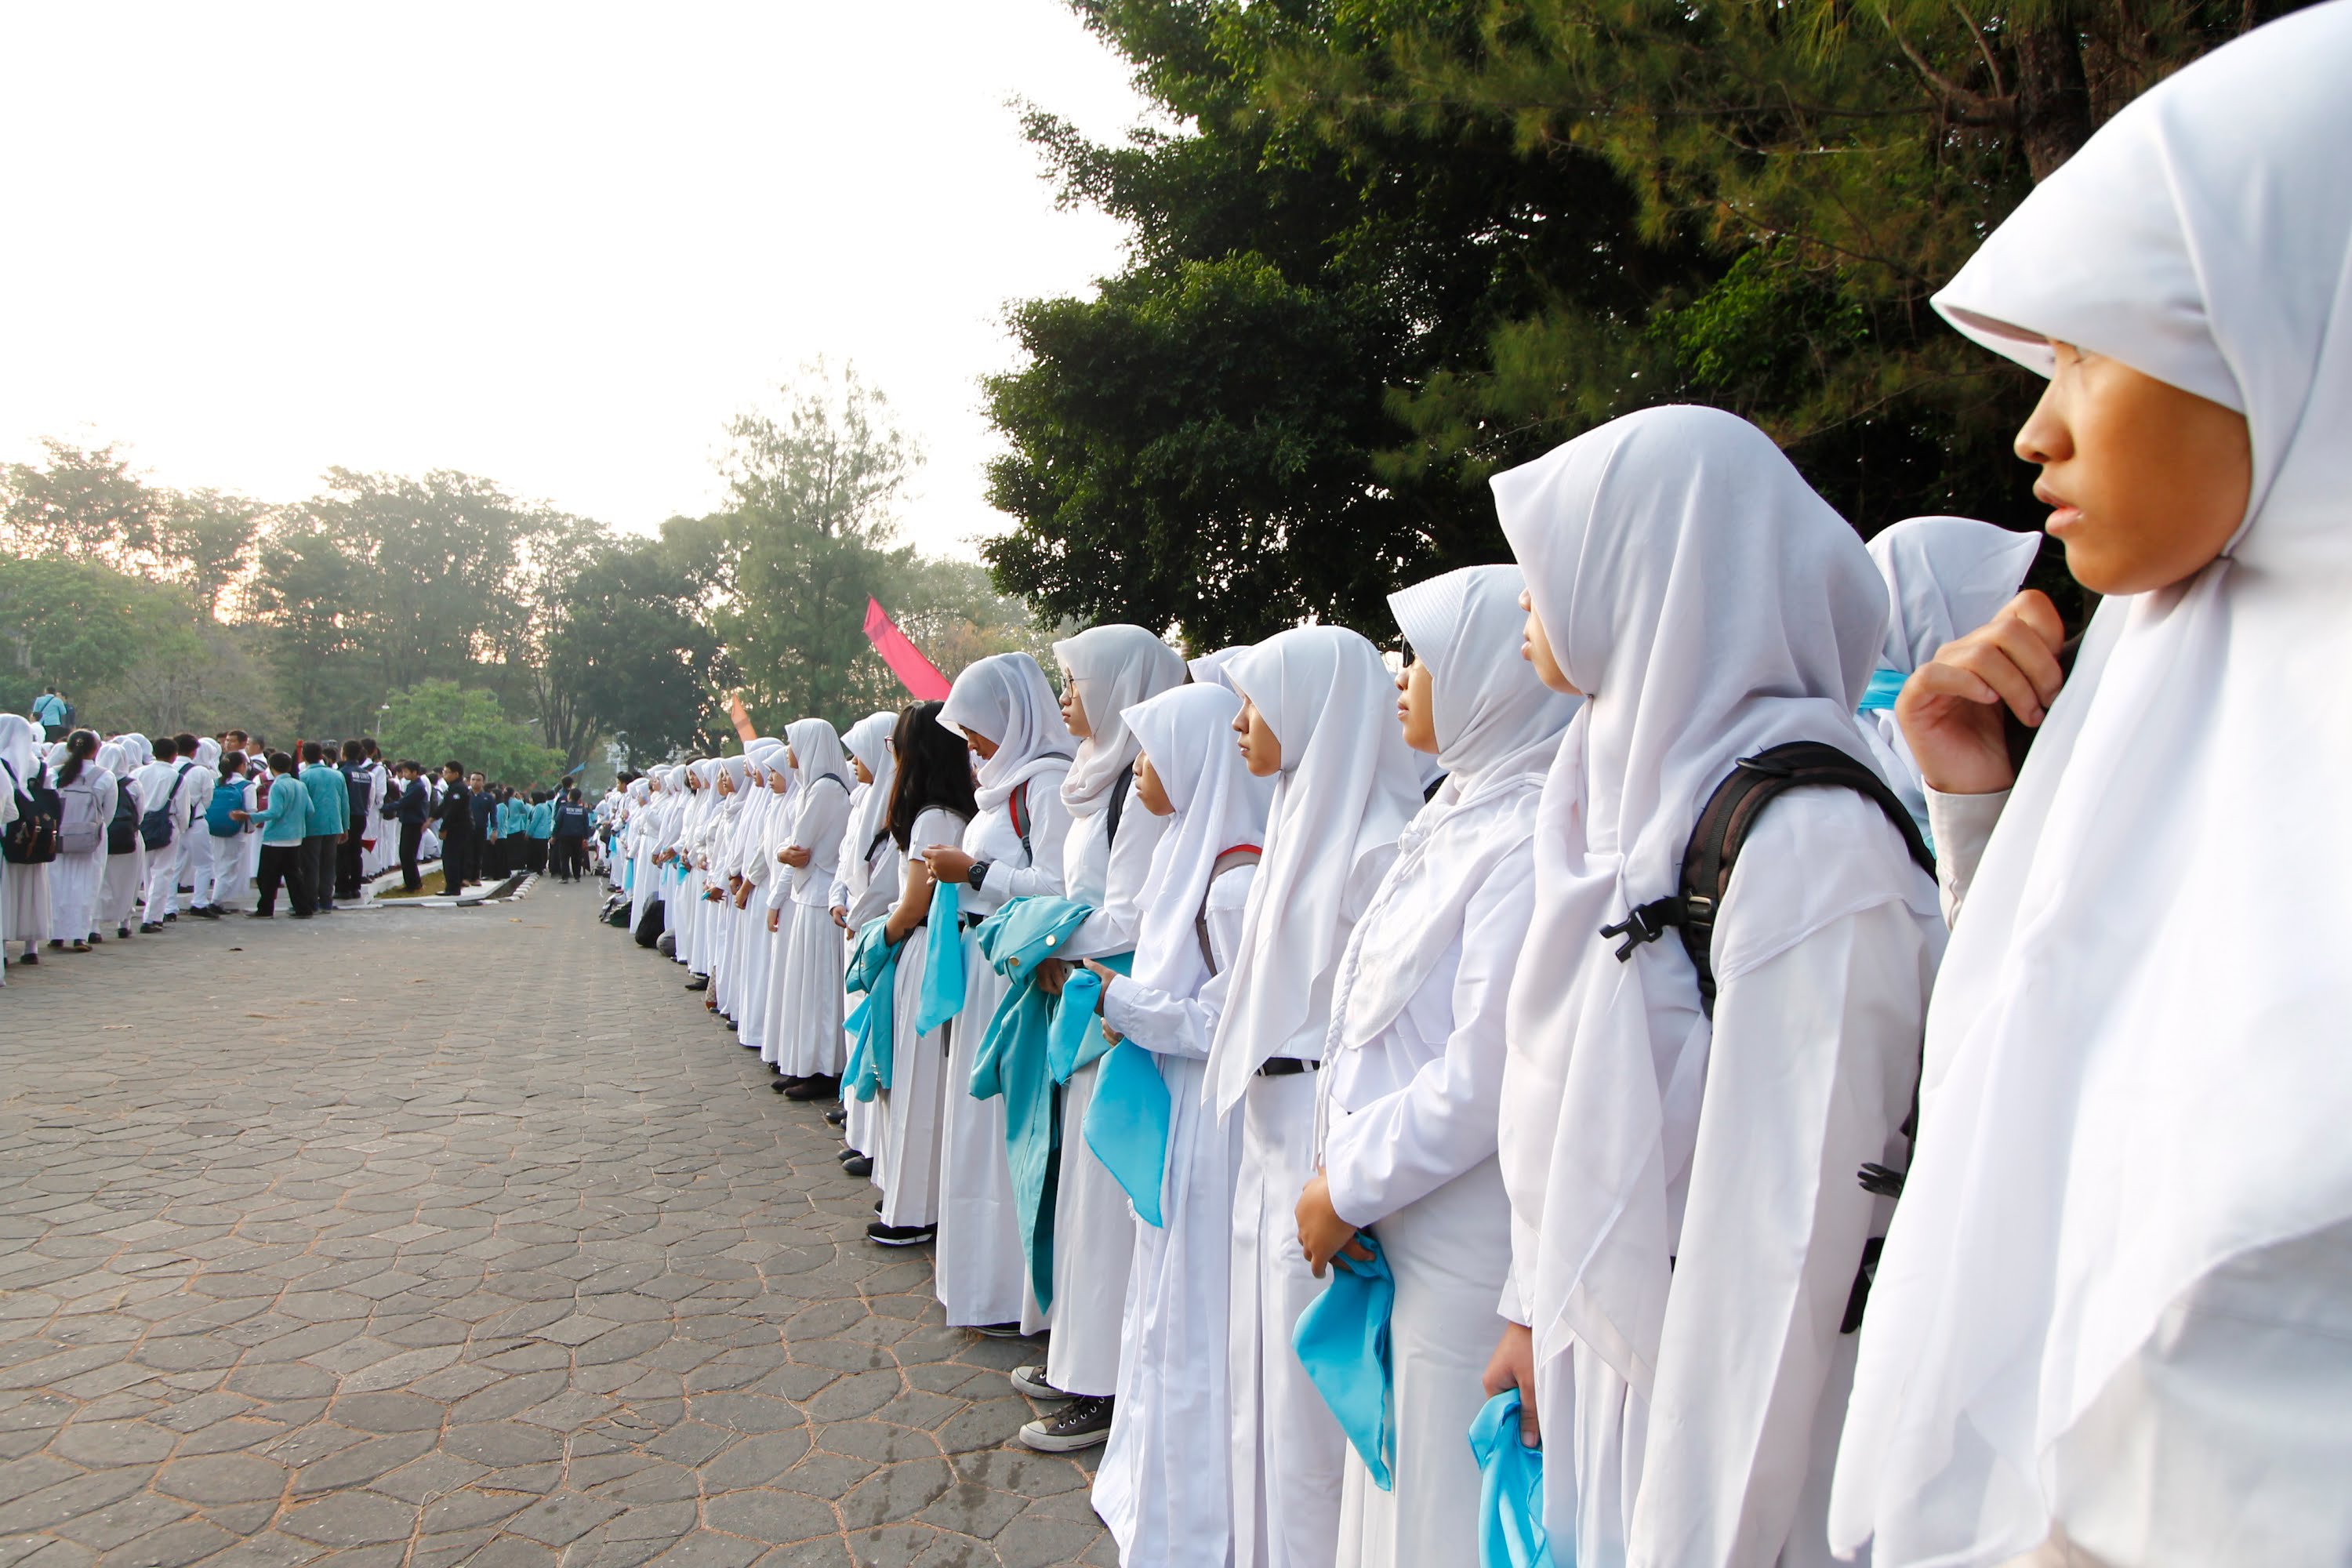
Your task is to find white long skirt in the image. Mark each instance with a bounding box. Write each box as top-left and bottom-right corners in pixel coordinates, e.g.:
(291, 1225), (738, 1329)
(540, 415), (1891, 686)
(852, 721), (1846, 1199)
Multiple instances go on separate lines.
(5, 860), (53, 954)
(773, 902), (847, 1078)
(1334, 1157), (1512, 1568)
(742, 909), (786, 1058)
(1232, 1069), (1347, 1568)
(874, 931), (949, 1229)
(1094, 1054), (1243, 1566)
(49, 848), (103, 942)
(1047, 1057), (1139, 1397)
(844, 983), (877, 1159)
(935, 947), (1028, 1327)
(211, 833), (252, 906)
(101, 845), (144, 928)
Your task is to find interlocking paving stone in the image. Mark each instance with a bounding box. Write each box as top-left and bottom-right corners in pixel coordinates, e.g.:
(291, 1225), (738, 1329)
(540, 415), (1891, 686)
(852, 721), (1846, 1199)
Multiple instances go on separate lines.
(0, 885), (1107, 1565)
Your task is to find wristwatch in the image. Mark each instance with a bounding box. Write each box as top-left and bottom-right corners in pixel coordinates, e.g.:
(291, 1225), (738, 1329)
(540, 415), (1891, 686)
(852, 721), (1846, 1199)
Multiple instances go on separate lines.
(967, 860), (991, 891)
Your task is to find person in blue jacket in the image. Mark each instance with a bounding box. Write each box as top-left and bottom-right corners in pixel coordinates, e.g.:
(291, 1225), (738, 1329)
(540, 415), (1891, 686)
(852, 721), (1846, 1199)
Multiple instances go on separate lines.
(233, 750), (313, 916)
(297, 741), (350, 913)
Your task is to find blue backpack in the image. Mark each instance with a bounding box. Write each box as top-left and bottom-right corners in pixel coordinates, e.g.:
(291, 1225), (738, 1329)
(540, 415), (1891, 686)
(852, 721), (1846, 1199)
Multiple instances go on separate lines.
(205, 779), (245, 837)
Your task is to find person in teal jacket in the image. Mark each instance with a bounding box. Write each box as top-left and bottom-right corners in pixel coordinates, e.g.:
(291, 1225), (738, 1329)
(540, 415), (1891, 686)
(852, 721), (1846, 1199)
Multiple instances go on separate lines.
(298, 740), (351, 913)
(232, 750), (313, 916)
(525, 791), (555, 875)
(499, 790), (530, 877)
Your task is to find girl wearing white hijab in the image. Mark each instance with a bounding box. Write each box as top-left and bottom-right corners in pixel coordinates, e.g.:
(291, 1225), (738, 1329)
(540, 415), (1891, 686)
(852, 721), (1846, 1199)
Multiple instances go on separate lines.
(1296, 565), (1576, 1567)
(734, 741), (789, 1058)
(1211, 624), (1425, 1568)
(769, 718), (854, 1098)
(1831, 11), (2352, 1565)
(1857, 517), (2042, 849)
(1490, 404), (1943, 1568)
(0, 716), (47, 970)
(182, 738), (223, 915)
(207, 750), (257, 913)
(920, 652), (1076, 1329)
(1015, 625), (1184, 1446)
(96, 742), (145, 938)
(1087, 681), (1275, 1565)
(831, 711), (901, 1166)
(45, 734), (114, 950)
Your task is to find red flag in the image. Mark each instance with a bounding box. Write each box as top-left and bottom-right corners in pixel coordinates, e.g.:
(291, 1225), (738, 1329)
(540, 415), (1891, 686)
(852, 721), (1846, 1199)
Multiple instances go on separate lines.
(863, 597), (952, 701)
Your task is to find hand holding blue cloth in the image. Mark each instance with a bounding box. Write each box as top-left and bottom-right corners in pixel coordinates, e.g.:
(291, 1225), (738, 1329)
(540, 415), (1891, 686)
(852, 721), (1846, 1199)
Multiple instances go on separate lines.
(1468, 1390), (1556, 1568)
(1058, 959), (1173, 1228)
(914, 878), (966, 1034)
(1292, 1233), (1395, 1492)
(842, 917), (902, 1102)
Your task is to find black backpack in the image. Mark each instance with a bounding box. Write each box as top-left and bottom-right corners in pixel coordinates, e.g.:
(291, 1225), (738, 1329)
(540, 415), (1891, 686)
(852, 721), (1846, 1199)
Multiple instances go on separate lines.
(1597, 741), (1936, 1332)
(342, 760), (371, 826)
(3, 764), (61, 866)
(140, 762), (194, 851)
(106, 775), (140, 854)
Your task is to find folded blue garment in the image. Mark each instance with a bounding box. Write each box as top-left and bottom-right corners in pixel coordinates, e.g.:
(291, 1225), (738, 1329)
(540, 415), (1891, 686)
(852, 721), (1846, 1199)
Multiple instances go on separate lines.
(841, 916), (902, 1102)
(1468, 1390), (1555, 1568)
(914, 879), (965, 1035)
(971, 895), (1096, 1313)
(1071, 958), (1167, 1228)
(1292, 1234), (1395, 1491)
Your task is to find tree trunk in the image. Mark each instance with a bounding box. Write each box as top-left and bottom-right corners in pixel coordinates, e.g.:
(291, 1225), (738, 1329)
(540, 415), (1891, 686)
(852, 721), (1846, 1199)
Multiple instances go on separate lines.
(2014, 13), (2093, 181)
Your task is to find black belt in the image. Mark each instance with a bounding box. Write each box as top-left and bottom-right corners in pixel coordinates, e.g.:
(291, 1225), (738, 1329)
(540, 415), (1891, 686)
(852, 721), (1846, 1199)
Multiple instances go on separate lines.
(1256, 1057), (1316, 1078)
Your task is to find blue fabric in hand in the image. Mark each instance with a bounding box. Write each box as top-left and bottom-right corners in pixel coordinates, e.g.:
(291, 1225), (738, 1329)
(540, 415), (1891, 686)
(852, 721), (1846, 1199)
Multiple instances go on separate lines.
(842, 917), (902, 1102)
(1292, 1233), (1395, 1491)
(914, 878), (965, 1035)
(1060, 956), (1171, 1229)
(1468, 1390), (1555, 1568)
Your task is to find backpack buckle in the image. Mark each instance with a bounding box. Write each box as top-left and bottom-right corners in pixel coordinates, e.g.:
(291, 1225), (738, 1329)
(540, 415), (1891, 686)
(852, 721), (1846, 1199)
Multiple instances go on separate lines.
(1600, 896), (1684, 960)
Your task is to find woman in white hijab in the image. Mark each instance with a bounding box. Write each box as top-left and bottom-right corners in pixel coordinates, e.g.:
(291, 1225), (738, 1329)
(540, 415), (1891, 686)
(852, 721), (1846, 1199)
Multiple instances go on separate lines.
(1211, 624), (1425, 1568)
(1296, 565), (1576, 1567)
(831, 711), (901, 1167)
(1493, 404), (1942, 1568)
(769, 719), (854, 1099)
(1857, 517), (2042, 848)
(1832, 11), (2352, 1565)
(2, 715), (56, 967)
(96, 741), (146, 939)
(45, 734), (115, 950)
(183, 737), (223, 915)
(920, 652), (1076, 1330)
(733, 741), (789, 1058)
(1014, 625), (1184, 1449)
(1087, 681), (1275, 1566)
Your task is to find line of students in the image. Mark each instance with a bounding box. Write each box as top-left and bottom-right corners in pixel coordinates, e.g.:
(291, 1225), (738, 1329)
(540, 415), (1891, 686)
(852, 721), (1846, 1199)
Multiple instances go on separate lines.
(599, 14), (2343, 1563)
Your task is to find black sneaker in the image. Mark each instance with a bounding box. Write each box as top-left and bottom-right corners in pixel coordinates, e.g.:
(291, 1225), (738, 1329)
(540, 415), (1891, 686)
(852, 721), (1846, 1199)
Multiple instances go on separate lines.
(971, 1323), (1027, 1340)
(840, 1156), (872, 1178)
(824, 1105), (848, 1126)
(783, 1074), (838, 1102)
(684, 976), (710, 992)
(1018, 1396), (1113, 1453)
(866, 1221), (935, 1247)
(140, 922), (165, 933)
(1008, 1365), (1065, 1400)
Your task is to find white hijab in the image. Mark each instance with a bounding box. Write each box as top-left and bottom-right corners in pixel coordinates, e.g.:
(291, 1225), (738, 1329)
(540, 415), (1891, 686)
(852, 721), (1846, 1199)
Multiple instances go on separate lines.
(1493, 404), (1891, 1403)
(784, 718), (850, 841)
(0, 715), (41, 791)
(1860, 516), (2043, 830)
(1186, 646), (1247, 691)
(1207, 625), (1425, 1112)
(938, 652), (1074, 813)
(1330, 564), (1577, 1054)
(194, 738), (220, 771)
(116, 734), (153, 770)
(1123, 683), (1275, 997)
(1833, 9), (2352, 1563)
(841, 710), (898, 870)
(1054, 624), (1186, 815)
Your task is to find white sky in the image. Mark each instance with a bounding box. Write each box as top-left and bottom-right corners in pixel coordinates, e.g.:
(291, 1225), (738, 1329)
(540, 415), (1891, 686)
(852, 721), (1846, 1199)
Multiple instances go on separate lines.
(0, 2), (1156, 559)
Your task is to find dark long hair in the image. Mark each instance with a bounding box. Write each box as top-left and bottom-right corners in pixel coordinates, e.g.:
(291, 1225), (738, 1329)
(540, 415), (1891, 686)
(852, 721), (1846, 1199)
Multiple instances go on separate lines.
(56, 729), (99, 787)
(886, 701), (975, 851)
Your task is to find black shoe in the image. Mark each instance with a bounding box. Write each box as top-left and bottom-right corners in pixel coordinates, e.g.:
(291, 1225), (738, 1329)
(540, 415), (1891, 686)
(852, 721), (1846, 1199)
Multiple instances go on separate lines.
(47, 940), (64, 950)
(291, 910), (314, 919)
(866, 1221), (935, 1247)
(1018, 1396), (1113, 1453)
(85, 933), (103, 944)
(140, 923), (165, 933)
(117, 926), (130, 939)
(163, 913), (177, 922)
(783, 1074), (840, 1103)
(971, 1323), (1027, 1340)
(840, 1156), (872, 1178)
(684, 976), (710, 992)
(823, 1105), (848, 1126)
(17, 949), (35, 965)
(1008, 1365), (1065, 1400)
(724, 1021), (738, 1032)
(246, 911), (272, 920)
(836, 1145), (862, 1164)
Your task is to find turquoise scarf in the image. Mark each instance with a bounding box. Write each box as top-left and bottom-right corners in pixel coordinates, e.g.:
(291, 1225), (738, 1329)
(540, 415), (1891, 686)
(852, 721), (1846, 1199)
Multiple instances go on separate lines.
(1857, 666), (1907, 712)
(1056, 958), (1171, 1229)
(841, 917), (902, 1102)
(1293, 1234), (1396, 1492)
(1468, 1390), (1555, 1568)
(914, 879), (966, 1033)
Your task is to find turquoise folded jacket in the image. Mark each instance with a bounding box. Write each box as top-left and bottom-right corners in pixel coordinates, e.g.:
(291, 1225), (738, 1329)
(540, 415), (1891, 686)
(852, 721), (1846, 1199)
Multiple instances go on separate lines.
(841, 917), (902, 1102)
(1468, 1390), (1556, 1568)
(1056, 960), (1172, 1229)
(970, 895), (1093, 1312)
(1293, 1234), (1396, 1492)
(915, 880), (966, 1034)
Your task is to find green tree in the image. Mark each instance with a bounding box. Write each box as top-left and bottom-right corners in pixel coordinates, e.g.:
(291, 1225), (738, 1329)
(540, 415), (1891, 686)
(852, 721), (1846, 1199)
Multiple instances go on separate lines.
(540, 532), (726, 769)
(0, 556), (201, 726)
(378, 680), (565, 788)
(0, 440), (172, 568)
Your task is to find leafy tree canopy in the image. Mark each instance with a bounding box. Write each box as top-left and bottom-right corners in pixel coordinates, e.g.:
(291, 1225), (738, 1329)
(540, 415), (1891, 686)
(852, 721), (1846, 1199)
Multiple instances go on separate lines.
(377, 681), (567, 789)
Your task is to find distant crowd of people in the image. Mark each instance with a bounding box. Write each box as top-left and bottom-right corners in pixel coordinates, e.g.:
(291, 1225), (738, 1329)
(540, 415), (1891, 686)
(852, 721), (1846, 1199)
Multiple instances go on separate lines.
(1, 716), (599, 977)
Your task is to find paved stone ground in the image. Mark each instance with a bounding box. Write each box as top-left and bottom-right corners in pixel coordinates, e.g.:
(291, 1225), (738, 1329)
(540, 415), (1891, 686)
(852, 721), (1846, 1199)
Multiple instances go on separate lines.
(0, 882), (1111, 1568)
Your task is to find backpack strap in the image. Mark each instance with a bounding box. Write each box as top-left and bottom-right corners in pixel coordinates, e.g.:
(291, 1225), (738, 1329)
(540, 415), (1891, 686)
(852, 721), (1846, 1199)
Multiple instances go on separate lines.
(1105, 762), (1134, 848)
(1194, 844), (1263, 972)
(1009, 780), (1031, 858)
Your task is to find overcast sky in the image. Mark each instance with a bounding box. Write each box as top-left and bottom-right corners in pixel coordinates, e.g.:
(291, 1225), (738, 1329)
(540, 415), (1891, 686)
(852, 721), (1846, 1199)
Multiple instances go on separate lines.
(0, 2), (1155, 559)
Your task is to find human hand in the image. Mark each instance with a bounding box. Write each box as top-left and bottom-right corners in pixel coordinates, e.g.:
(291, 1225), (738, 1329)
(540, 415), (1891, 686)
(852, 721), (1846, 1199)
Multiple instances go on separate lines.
(781, 845), (812, 869)
(1482, 1323), (1541, 1448)
(734, 884), (751, 909)
(923, 846), (975, 882)
(1033, 957), (1069, 996)
(767, 909), (780, 934)
(1896, 590), (2067, 795)
(829, 905), (849, 930)
(1295, 1171), (1373, 1279)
